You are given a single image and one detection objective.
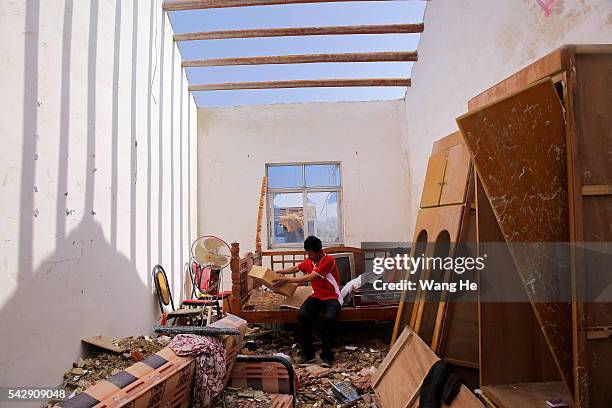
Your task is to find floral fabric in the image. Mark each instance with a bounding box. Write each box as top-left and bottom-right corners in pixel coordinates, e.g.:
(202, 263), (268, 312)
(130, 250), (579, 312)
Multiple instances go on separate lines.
(169, 334), (226, 408)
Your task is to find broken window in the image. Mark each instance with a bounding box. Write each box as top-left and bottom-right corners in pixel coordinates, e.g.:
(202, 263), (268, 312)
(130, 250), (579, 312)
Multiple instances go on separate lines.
(266, 163), (342, 248)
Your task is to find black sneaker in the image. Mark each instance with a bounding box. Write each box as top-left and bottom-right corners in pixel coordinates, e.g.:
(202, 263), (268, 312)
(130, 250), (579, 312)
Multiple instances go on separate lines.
(297, 355), (316, 365)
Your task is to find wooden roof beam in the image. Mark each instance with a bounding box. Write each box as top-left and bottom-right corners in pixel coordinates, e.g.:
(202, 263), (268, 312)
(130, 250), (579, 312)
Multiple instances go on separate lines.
(174, 23), (424, 41)
(189, 78), (411, 91)
(164, 0), (398, 11)
(183, 51), (417, 67)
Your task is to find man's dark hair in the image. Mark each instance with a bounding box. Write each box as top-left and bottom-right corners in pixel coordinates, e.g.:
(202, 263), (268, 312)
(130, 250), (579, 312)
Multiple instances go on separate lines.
(304, 236), (323, 252)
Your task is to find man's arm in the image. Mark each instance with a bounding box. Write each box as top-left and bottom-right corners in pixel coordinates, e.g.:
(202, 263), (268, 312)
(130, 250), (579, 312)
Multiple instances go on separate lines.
(272, 272), (319, 287)
(276, 265), (299, 275)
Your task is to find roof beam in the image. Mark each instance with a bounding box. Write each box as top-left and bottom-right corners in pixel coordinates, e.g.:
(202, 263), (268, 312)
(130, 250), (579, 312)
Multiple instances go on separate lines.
(189, 78), (411, 91)
(182, 51), (417, 67)
(164, 0), (396, 11)
(174, 23), (424, 41)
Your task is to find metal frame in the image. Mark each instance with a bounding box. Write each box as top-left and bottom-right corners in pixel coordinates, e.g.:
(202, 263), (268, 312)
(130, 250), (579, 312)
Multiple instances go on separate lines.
(234, 354), (298, 408)
(265, 162), (344, 248)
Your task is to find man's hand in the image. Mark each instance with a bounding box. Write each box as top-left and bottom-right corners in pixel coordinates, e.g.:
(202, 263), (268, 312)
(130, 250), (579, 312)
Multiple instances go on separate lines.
(272, 277), (289, 288)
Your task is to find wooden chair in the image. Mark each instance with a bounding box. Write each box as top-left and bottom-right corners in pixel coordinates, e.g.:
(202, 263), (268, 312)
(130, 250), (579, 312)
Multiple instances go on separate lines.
(152, 264), (206, 326)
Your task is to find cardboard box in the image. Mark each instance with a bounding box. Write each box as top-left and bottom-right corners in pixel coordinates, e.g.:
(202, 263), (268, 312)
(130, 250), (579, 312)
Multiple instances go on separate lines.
(248, 265), (297, 297)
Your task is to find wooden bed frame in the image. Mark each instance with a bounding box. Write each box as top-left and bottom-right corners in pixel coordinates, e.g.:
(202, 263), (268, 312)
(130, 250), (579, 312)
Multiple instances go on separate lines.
(228, 242), (399, 323)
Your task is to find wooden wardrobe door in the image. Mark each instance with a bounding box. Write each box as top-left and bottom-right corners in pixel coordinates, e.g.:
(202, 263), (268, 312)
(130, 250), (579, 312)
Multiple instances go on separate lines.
(420, 153), (447, 208)
(439, 142), (471, 205)
(457, 78), (573, 391)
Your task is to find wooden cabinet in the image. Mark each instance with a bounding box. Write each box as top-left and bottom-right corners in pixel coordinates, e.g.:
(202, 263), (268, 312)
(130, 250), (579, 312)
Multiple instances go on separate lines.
(420, 132), (471, 208)
(458, 44), (612, 408)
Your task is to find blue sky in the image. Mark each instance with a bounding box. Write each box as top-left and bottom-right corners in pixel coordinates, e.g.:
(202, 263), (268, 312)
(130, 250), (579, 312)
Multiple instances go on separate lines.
(167, 1), (427, 107)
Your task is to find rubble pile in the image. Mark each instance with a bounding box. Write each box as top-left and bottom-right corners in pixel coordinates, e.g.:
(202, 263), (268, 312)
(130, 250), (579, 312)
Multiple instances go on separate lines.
(62, 335), (170, 396)
(217, 322), (393, 407)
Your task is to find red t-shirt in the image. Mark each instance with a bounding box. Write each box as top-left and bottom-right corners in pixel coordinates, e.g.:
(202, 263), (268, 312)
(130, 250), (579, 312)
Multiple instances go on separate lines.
(297, 253), (342, 303)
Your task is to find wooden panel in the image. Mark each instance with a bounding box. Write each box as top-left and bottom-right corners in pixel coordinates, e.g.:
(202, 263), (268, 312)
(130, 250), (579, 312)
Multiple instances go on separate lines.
(458, 79), (573, 390)
(440, 142), (471, 206)
(409, 205), (465, 342)
(239, 305), (398, 323)
(372, 328), (482, 408)
(82, 335), (125, 353)
(476, 176), (561, 387)
(482, 382), (573, 408)
(413, 205), (465, 249)
(438, 169), (479, 370)
(468, 46), (570, 110)
(432, 131), (464, 155)
(570, 51), (612, 408)
(420, 153), (448, 208)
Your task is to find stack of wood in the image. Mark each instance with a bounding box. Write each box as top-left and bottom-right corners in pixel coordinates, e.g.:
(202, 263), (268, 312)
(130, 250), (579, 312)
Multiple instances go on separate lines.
(382, 44), (612, 408)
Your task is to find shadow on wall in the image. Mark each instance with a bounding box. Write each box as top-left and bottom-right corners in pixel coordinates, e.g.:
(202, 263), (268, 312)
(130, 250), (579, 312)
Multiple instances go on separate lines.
(0, 0), (181, 389)
(0, 220), (152, 387)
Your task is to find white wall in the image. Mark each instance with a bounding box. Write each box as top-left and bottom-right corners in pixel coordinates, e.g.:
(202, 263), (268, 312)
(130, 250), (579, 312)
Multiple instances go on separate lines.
(0, 0), (197, 392)
(403, 0), (612, 233)
(198, 100), (411, 271)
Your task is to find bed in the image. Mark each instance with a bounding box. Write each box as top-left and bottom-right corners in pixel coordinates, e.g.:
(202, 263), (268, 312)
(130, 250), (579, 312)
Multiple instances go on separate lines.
(228, 242), (399, 323)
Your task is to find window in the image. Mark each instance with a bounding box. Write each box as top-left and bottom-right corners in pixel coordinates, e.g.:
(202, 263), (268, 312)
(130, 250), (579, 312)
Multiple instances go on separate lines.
(267, 162), (342, 248)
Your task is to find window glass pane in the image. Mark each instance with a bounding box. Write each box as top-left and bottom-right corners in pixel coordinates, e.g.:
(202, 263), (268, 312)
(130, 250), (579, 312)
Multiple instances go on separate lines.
(267, 165), (303, 189)
(271, 193), (305, 245)
(305, 164), (340, 187)
(307, 192), (340, 243)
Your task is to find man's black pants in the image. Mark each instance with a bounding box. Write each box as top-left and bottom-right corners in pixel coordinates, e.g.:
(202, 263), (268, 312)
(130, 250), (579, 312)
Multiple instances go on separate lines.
(297, 297), (341, 361)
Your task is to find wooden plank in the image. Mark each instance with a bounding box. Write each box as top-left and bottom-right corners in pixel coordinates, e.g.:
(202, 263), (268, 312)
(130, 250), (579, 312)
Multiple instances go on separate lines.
(439, 141), (471, 206)
(571, 51), (612, 408)
(255, 176), (267, 253)
(419, 153), (447, 208)
(468, 46), (571, 110)
(410, 205), (465, 340)
(392, 231), (429, 342)
(164, 0), (397, 11)
(474, 176), (561, 387)
(189, 78), (411, 91)
(174, 23), (424, 41)
(239, 305), (399, 323)
(432, 131), (464, 154)
(372, 328), (482, 408)
(82, 335), (125, 353)
(457, 78), (573, 390)
(437, 167), (479, 366)
(581, 185), (612, 196)
(482, 382), (573, 408)
(182, 51), (417, 67)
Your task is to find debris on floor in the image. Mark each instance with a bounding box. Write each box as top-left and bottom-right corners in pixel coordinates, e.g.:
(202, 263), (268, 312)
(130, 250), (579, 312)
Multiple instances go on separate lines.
(62, 335), (167, 396)
(215, 322), (392, 407)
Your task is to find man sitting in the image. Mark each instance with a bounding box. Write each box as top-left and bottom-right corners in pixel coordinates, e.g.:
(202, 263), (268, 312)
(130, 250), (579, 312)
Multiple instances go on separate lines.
(273, 236), (342, 367)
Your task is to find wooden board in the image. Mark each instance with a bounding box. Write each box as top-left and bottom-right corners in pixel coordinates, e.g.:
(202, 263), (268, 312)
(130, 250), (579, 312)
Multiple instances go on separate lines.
(438, 168), (479, 370)
(570, 51), (612, 408)
(440, 142), (471, 206)
(372, 328), (483, 408)
(433, 132), (465, 155)
(438, 174), (479, 370)
(82, 335), (125, 353)
(468, 46), (569, 110)
(457, 78), (573, 390)
(393, 231), (429, 341)
(482, 382), (573, 408)
(420, 153), (447, 208)
(475, 176), (561, 387)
